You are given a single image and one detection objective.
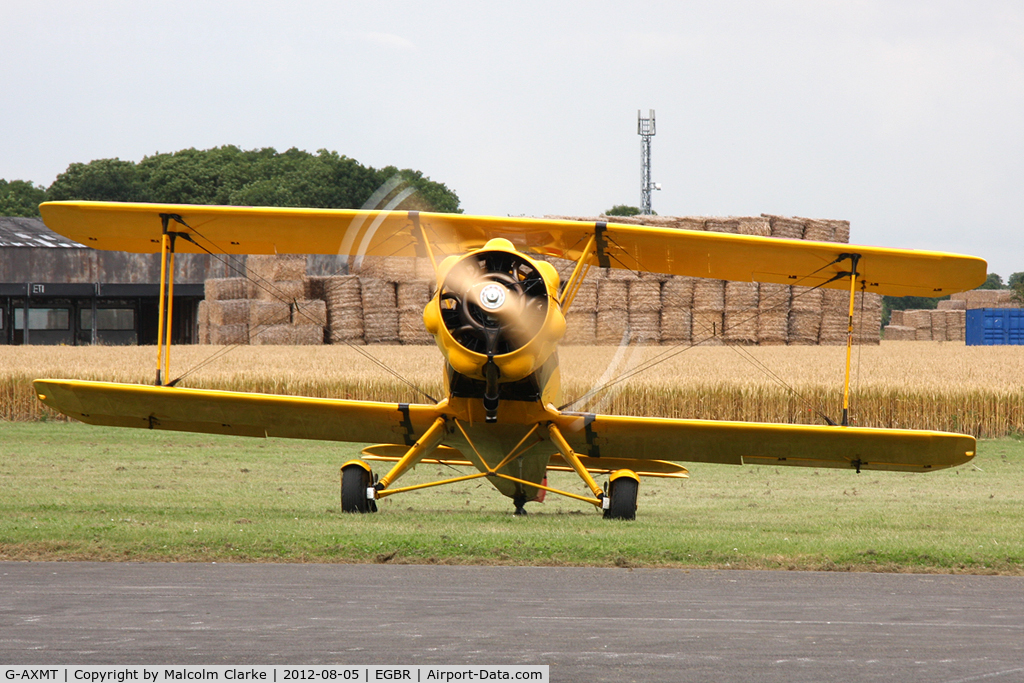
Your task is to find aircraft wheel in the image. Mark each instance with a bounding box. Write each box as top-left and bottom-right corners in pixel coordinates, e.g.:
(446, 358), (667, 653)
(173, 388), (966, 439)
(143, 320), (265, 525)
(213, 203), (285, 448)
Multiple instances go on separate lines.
(603, 472), (639, 520)
(341, 462), (377, 513)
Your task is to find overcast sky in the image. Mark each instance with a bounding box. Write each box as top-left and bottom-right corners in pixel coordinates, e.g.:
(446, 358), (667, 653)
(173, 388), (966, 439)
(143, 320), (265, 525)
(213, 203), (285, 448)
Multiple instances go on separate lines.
(3, 1), (1021, 279)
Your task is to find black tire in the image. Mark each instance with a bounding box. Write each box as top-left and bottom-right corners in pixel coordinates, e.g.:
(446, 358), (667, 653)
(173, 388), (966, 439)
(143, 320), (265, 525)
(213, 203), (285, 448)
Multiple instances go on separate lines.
(604, 476), (638, 520)
(341, 464), (376, 513)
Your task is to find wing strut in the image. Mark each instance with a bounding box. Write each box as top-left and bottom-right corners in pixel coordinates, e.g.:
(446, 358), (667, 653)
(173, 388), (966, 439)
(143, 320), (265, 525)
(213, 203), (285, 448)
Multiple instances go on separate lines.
(559, 232), (596, 312)
(840, 254), (862, 427)
(155, 214), (179, 386)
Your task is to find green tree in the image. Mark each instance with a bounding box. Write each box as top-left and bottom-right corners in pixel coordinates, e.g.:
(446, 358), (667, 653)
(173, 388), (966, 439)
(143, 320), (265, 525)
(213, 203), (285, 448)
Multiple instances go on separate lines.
(979, 273), (1004, 289)
(605, 205), (641, 216)
(1010, 272), (1024, 305)
(0, 179), (46, 217)
(46, 158), (149, 202)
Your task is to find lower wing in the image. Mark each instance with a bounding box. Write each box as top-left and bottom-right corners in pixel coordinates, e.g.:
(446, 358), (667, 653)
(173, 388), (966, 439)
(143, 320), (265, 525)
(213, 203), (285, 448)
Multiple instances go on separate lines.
(33, 379), (443, 444)
(557, 412), (976, 473)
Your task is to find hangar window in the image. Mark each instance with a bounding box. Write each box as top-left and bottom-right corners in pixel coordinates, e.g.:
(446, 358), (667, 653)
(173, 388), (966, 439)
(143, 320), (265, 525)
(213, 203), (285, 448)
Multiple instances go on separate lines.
(81, 308), (135, 331)
(14, 308), (71, 330)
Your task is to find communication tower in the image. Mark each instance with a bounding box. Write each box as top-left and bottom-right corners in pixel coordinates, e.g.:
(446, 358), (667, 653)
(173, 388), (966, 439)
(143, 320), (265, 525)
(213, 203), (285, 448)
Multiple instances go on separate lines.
(638, 109), (659, 215)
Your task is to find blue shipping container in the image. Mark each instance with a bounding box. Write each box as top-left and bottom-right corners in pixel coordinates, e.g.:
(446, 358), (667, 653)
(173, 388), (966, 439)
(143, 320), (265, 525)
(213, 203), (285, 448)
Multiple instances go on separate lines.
(965, 308), (1024, 345)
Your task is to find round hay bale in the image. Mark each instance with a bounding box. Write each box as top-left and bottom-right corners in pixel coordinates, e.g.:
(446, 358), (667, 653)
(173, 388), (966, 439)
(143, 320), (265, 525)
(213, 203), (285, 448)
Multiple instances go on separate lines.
(660, 307), (692, 344)
(563, 311), (597, 345)
(324, 276), (362, 309)
(363, 310), (400, 344)
(397, 280), (433, 310)
(328, 307), (364, 344)
(360, 279), (397, 311)
(598, 280), (629, 311)
(628, 281), (662, 313)
(399, 308), (433, 345)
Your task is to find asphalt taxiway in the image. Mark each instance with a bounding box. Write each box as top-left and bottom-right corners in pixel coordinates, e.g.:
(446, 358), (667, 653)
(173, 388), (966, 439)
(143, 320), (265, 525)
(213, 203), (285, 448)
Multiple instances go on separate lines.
(2, 563), (1022, 682)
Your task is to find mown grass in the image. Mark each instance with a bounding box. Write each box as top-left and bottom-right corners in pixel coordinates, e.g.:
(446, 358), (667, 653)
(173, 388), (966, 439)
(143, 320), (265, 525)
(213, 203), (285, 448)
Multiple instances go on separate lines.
(2, 421), (1022, 574)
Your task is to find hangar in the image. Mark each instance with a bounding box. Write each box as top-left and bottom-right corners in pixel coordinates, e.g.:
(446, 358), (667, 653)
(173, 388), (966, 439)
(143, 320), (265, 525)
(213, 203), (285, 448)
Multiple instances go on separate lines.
(0, 216), (228, 345)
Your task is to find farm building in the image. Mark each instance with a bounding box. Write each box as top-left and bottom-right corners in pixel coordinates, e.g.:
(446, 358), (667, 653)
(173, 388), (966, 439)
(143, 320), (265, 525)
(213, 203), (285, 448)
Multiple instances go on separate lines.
(0, 216), (225, 345)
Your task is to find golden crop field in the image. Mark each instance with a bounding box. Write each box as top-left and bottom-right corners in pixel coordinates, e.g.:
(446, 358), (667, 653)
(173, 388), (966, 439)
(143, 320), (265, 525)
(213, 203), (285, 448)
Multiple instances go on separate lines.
(3, 341), (1023, 437)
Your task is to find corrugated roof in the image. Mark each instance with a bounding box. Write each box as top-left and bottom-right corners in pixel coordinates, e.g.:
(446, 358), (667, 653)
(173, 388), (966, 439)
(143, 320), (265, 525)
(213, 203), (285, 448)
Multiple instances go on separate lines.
(0, 216), (85, 248)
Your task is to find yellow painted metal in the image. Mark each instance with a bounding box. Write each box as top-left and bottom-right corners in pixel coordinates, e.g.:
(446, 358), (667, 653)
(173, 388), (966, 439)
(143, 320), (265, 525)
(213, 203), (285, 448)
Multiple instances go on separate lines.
(163, 249), (175, 383)
(609, 469), (640, 484)
(559, 233), (596, 311)
(39, 201), (987, 297)
(842, 267), (859, 426)
(377, 416), (448, 489)
(376, 471), (490, 498)
(32, 379), (446, 442)
(155, 233), (169, 386)
(492, 472), (602, 507)
(547, 422), (604, 499)
(340, 459), (373, 474)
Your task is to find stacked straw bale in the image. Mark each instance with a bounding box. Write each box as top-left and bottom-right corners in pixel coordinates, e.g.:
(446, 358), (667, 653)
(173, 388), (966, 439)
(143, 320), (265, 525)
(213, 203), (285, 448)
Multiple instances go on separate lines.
(325, 275), (364, 344)
(951, 289), (1017, 309)
(884, 308), (967, 341)
(660, 277), (695, 344)
(787, 286), (823, 345)
(723, 281), (758, 344)
(904, 309), (933, 341)
(851, 293), (883, 344)
(756, 283), (790, 345)
(627, 280), (662, 343)
(818, 289), (850, 345)
(361, 278), (400, 344)
(563, 280), (598, 345)
(889, 310), (905, 326)
(883, 325), (916, 341)
(201, 278), (251, 345)
(692, 278), (725, 345)
(596, 279), (629, 344)
(397, 280), (434, 345)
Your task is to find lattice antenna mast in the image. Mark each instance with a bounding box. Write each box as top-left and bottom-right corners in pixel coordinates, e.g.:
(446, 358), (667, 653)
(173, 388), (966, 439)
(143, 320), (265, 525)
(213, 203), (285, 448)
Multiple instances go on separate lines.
(638, 109), (658, 215)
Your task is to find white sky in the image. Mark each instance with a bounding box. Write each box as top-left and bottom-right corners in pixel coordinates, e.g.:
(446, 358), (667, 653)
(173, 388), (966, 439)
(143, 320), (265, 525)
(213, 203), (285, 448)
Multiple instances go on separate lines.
(2, 0), (1022, 279)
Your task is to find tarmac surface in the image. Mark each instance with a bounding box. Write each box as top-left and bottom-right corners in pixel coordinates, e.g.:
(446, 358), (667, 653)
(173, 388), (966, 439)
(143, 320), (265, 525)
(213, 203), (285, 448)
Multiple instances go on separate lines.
(2, 562), (1023, 682)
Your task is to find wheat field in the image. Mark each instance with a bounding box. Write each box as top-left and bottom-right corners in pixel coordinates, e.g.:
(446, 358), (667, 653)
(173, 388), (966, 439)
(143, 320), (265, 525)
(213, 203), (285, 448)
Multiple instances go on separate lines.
(3, 341), (1023, 437)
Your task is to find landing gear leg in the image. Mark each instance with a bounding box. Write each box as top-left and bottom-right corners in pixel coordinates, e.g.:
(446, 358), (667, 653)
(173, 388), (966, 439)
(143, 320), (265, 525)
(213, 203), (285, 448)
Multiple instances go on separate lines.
(512, 494), (528, 516)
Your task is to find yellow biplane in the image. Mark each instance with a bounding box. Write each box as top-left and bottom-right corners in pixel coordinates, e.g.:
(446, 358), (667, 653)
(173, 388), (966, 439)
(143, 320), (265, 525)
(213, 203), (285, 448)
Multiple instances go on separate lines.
(34, 201), (986, 518)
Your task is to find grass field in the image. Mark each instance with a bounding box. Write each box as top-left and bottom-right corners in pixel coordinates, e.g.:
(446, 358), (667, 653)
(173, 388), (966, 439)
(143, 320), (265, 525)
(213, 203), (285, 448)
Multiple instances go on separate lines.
(4, 342), (1024, 436)
(2, 421), (1022, 574)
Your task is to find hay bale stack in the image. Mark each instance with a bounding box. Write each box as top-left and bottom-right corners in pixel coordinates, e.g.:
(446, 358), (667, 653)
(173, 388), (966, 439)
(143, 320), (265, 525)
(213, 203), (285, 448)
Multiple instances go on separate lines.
(205, 277), (249, 301)
(768, 216), (805, 240)
(208, 300), (251, 327)
(360, 279), (397, 311)
(397, 280), (433, 310)
(724, 281), (758, 344)
(249, 300), (291, 329)
(399, 308), (433, 345)
(889, 309), (906, 326)
(305, 276), (331, 301)
(363, 310), (400, 344)
(788, 286), (823, 345)
(246, 254), (306, 283)
(961, 289), (1016, 309)
(661, 276), (696, 308)
(802, 220), (836, 243)
(566, 280), (598, 312)
(904, 309), (933, 341)
(596, 310), (629, 345)
(672, 217), (706, 231)
(563, 311), (597, 345)
(832, 221), (851, 244)
(946, 310), (967, 341)
(598, 280), (629, 311)
(209, 323), (248, 345)
(756, 283), (791, 345)
(852, 293), (883, 344)
(197, 300), (210, 345)
(293, 324), (326, 345)
(251, 325), (293, 345)
(350, 256), (415, 283)
(628, 311), (661, 344)
(883, 325), (916, 341)
(324, 276), (364, 344)
(292, 299), (328, 327)
(660, 307), (692, 344)
(929, 309), (949, 342)
(738, 217), (771, 236)
(705, 218), (740, 234)
(605, 266), (640, 281)
(937, 299), (966, 310)
(255, 279), (304, 303)
(818, 289), (850, 345)
(628, 281), (661, 312)
(692, 278), (726, 344)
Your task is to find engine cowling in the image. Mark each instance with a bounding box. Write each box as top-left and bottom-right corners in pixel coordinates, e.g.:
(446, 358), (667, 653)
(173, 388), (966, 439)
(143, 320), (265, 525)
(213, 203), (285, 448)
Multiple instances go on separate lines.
(423, 238), (565, 386)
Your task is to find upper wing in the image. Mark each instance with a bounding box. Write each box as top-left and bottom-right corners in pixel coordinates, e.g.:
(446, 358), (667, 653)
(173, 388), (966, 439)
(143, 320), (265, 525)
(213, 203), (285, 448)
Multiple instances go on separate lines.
(33, 379), (443, 443)
(554, 412), (976, 473)
(39, 201), (985, 296)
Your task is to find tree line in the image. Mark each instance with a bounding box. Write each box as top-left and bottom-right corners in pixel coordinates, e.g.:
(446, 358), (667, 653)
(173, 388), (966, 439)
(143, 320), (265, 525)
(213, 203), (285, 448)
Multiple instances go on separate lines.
(1, 146), (461, 217)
